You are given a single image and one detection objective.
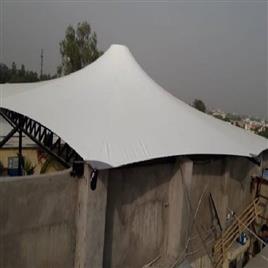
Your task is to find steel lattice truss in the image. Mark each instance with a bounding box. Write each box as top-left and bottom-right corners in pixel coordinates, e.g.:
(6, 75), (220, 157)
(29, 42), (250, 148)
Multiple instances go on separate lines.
(0, 108), (83, 167)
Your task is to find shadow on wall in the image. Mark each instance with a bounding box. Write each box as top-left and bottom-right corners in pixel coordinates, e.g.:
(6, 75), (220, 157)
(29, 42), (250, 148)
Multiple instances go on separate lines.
(192, 155), (261, 183)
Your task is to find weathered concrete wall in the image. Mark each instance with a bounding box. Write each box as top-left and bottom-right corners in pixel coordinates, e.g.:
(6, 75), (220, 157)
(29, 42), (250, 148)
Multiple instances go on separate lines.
(103, 161), (173, 268)
(75, 165), (108, 268)
(0, 151), (266, 268)
(226, 156), (260, 212)
(252, 150), (268, 220)
(187, 156), (261, 265)
(103, 155), (263, 268)
(103, 158), (194, 268)
(191, 156), (259, 229)
(0, 169), (77, 268)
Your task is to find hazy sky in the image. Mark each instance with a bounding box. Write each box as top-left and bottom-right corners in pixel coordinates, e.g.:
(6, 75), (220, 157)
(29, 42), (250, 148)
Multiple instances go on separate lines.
(0, 0), (267, 118)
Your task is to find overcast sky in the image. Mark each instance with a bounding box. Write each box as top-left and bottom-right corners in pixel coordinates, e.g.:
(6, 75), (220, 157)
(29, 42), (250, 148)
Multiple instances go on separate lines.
(0, 0), (267, 118)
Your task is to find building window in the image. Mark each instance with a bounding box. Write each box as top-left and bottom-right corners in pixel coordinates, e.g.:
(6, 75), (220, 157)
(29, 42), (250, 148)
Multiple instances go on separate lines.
(8, 157), (19, 176)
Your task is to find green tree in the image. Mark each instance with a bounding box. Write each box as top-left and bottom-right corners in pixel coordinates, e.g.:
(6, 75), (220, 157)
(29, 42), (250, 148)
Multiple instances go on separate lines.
(0, 62), (51, 83)
(11, 62), (17, 75)
(40, 73), (52, 81)
(58, 21), (102, 76)
(258, 128), (268, 139)
(24, 158), (36, 175)
(193, 99), (207, 113)
(0, 63), (10, 83)
(19, 64), (26, 77)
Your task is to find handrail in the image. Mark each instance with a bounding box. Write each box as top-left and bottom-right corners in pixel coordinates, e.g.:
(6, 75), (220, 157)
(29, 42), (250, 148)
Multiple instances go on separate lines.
(213, 198), (262, 267)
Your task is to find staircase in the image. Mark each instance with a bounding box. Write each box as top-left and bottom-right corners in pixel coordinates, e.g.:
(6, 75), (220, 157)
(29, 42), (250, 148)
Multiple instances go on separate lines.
(213, 198), (262, 267)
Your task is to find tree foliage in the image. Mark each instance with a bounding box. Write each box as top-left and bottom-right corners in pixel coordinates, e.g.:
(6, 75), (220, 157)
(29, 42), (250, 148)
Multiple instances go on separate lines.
(0, 62), (52, 83)
(0, 63), (9, 83)
(193, 99), (206, 113)
(24, 158), (36, 175)
(258, 128), (268, 138)
(58, 21), (102, 76)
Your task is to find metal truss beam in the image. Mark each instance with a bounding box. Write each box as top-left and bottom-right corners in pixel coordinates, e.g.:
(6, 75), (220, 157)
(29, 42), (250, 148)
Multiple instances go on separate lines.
(0, 124), (19, 148)
(0, 108), (83, 167)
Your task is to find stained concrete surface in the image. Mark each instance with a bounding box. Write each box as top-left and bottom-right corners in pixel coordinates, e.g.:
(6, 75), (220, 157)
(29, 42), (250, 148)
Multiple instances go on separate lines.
(0, 152), (267, 268)
(0, 169), (77, 268)
(245, 246), (268, 268)
(103, 161), (173, 268)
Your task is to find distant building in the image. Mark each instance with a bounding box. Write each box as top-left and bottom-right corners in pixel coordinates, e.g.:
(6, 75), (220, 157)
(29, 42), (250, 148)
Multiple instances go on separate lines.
(211, 109), (226, 119)
(0, 116), (63, 176)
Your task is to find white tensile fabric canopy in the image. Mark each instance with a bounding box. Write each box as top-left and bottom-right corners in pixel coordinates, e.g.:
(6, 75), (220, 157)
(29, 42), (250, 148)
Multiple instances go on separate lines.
(0, 45), (267, 169)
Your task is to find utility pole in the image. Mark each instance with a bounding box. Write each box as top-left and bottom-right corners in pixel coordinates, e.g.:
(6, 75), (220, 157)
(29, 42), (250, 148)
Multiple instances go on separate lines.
(40, 49), (44, 79)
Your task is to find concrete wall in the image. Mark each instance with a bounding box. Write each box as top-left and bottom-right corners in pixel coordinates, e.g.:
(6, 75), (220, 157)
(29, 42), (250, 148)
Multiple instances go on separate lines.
(0, 152), (267, 268)
(103, 158), (195, 268)
(187, 156), (261, 264)
(103, 156), (263, 268)
(0, 169), (77, 268)
(103, 161), (173, 267)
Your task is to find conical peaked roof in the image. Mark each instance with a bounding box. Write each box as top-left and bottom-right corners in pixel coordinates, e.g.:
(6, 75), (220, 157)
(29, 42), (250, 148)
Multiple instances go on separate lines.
(1, 45), (267, 169)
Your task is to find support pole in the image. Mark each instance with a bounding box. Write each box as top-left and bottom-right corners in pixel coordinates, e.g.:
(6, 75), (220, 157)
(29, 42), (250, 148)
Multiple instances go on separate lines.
(0, 108), (82, 167)
(74, 164), (108, 268)
(18, 128), (23, 176)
